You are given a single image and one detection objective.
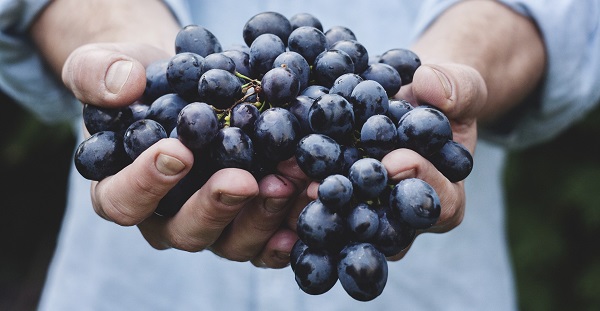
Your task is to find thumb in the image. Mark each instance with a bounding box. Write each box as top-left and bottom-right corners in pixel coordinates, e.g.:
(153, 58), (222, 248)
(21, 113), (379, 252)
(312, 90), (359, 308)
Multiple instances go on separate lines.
(62, 42), (171, 108)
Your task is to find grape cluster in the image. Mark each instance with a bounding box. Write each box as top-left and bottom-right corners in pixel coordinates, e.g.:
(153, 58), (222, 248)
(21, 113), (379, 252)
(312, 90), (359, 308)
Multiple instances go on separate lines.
(73, 11), (474, 301)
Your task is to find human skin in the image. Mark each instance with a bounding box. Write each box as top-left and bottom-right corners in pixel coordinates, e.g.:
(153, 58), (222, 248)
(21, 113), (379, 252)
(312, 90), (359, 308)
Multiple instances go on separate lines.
(30, 0), (544, 266)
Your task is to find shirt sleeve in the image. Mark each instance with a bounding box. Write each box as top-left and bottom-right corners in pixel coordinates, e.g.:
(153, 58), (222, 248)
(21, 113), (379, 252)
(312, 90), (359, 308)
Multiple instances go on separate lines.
(408, 0), (600, 150)
(0, 0), (80, 124)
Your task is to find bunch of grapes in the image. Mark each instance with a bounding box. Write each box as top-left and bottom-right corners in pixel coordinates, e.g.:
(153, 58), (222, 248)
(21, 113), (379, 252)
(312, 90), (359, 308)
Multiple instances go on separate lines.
(73, 11), (473, 301)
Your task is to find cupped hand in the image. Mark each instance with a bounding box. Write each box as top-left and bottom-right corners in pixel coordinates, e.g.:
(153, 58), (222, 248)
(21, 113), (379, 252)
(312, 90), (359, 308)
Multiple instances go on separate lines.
(63, 43), (310, 268)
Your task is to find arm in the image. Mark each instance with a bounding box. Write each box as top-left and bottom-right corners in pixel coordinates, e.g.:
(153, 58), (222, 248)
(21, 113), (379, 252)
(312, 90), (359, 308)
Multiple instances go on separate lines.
(29, 0), (306, 268)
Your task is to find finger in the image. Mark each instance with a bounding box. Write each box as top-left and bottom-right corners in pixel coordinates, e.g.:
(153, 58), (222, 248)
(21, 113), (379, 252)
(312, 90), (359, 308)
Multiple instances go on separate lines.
(382, 148), (465, 233)
(62, 42), (170, 108)
(209, 174), (298, 261)
(138, 168), (259, 252)
(410, 63), (487, 150)
(91, 138), (193, 226)
(251, 228), (299, 268)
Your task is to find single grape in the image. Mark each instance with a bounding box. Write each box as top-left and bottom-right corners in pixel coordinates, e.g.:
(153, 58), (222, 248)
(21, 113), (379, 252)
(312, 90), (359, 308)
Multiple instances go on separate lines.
(248, 33), (286, 78)
(396, 106), (452, 157)
(272, 51), (311, 91)
(378, 48), (421, 85)
(290, 238), (309, 272)
(297, 199), (347, 252)
(230, 102), (260, 136)
(82, 103), (134, 136)
(308, 93), (355, 143)
(337, 242), (388, 302)
(166, 52), (205, 101)
(129, 102), (150, 122)
(288, 95), (314, 136)
(324, 25), (357, 48)
(146, 93), (189, 134)
(389, 178), (441, 229)
(360, 114), (399, 160)
(287, 26), (327, 65)
(197, 69), (243, 110)
(176, 102), (220, 150)
(243, 11), (292, 47)
(360, 63), (402, 97)
(202, 53), (236, 73)
(346, 203), (380, 242)
(289, 12), (323, 31)
(370, 206), (416, 257)
(387, 99), (413, 125)
(293, 246), (338, 295)
(318, 174), (353, 210)
(427, 140), (474, 182)
(74, 131), (131, 181)
(221, 49), (252, 78)
(300, 85), (329, 100)
(253, 107), (301, 162)
(350, 80), (389, 126)
(260, 66), (300, 106)
(329, 73), (363, 100)
(312, 49), (355, 88)
(175, 24), (222, 57)
(295, 133), (343, 180)
(348, 158), (388, 200)
(123, 119), (167, 160)
(143, 59), (173, 103)
(210, 127), (254, 170)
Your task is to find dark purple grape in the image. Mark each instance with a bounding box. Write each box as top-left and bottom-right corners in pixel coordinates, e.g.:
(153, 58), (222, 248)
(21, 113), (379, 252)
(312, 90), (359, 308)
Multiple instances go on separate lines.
(273, 51), (311, 91)
(221, 49), (251, 78)
(249, 33), (286, 78)
(346, 203), (379, 242)
(290, 238), (309, 271)
(129, 102), (150, 122)
(143, 59), (173, 103)
(324, 26), (356, 48)
(371, 207), (416, 256)
(387, 99), (413, 125)
(175, 24), (222, 57)
(337, 242), (388, 302)
(329, 73), (363, 100)
(396, 106), (452, 157)
(123, 119), (167, 160)
(82, 103), (134, 136)
(360, 63), (402, 97)
(389, 178), (441, 229)
(297, 200), (347, 252)
(166, 52), (204, 101)
(289, 12), (323, 31)
(288, 95), (314, 136)
(312, 49), (355, 88)
(348, 158), (388, 200)
(318, 174), (353, 210)
(295, 133), (343, 180)
(197, 69), (243, 110)
(301, 85), (329, 100)
(74, 131), (131, 181)
(360, 114), (398, 160)
(210, 127), (254, 170)
(379, 48), (421, 85)
(176, 102), (219, 150)
(230, 102), (260, 136)
(202, 53), (236, 73)
(330, 40), (369, 74)
(427, 140), (474, 182)
(340, 144), (361, 175)
(242, 11), (292, 47)
(146, 93), (188, 134)
(350, 80), (389, 126)
(287, 26), (327, 65)
(253, 107), (301, 162)
(308, 93), (355, 143)
(260, 66), (300, 106)
(293, 246), (338, 295)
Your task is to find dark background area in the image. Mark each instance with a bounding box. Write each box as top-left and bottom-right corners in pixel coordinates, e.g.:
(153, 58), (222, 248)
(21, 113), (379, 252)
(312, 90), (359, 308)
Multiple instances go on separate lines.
(0, 90), (599, 311)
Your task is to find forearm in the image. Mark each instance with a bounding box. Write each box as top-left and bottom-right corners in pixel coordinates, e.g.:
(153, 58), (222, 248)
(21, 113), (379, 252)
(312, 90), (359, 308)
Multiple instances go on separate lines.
(412, 0), (546, 123)
(29, 0), (181, 76)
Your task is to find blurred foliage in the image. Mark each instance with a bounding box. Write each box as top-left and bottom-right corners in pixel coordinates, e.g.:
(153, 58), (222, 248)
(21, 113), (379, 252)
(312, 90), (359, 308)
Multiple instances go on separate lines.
(504, 104), (600, 311)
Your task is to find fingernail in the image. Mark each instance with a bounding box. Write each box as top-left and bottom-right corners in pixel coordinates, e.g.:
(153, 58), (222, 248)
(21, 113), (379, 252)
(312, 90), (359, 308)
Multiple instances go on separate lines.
(264, 197), (289, 214)
(155, 153), (185, 176)
(391, 168), (416, 181)
(220, 194), (250, 206)
(424, 66), (452, 99)
(105, 60), (133, 94)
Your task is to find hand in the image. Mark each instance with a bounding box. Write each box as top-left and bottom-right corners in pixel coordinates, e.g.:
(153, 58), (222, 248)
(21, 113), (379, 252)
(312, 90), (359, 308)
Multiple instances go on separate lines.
(63, 43), (311, 268)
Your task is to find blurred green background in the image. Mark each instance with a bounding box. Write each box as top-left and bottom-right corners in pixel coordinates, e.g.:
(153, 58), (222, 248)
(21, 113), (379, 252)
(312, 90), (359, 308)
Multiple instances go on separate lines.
(0, 90), (599, 310)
